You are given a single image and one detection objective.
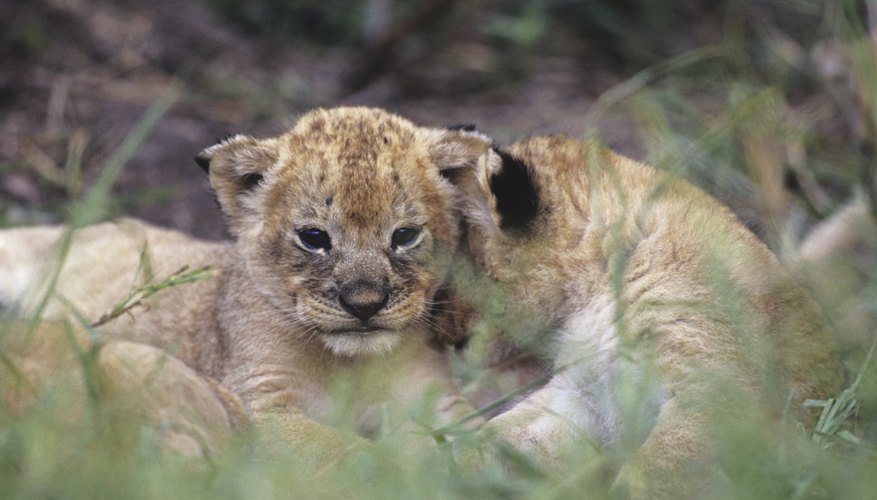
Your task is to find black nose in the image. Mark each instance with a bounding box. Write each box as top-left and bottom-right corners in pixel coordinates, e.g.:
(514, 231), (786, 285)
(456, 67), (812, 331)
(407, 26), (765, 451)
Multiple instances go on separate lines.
(339, 286), (389, 323)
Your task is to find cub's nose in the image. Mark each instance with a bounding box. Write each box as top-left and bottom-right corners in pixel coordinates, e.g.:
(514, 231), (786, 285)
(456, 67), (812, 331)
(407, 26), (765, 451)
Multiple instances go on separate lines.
(339, 284), (389, 323)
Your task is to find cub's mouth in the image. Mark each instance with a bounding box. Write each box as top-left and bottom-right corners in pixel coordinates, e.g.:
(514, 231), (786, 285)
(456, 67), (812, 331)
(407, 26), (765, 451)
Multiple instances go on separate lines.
(318, 326), (403, 356)
(328, 325), (386, 334)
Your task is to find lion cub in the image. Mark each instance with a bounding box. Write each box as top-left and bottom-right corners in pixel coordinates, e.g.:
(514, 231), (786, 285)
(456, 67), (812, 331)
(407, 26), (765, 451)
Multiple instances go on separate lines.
(0, 107), (494, 454)
(446, 135), (843, 497)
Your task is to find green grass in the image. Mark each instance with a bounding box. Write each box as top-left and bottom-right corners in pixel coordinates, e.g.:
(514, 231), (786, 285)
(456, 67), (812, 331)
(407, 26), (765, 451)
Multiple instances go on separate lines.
(3, 1), (877, 498)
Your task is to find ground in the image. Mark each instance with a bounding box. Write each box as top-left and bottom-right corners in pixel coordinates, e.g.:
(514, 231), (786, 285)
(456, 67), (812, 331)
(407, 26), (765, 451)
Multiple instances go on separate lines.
(1, 2), (877, 497)
(2, 0), (656, 240)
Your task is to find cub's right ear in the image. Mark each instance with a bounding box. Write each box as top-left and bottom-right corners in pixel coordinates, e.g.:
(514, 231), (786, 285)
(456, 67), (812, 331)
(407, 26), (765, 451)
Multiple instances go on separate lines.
(196, 134), (279, 236)
(194, 134), (237, 173)
(194, 153), (211, 173)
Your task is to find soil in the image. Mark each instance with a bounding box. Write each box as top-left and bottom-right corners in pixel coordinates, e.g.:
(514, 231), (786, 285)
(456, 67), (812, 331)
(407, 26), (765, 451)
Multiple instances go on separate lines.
(0, 0), (851, 243)
(0, 0), (658, 240)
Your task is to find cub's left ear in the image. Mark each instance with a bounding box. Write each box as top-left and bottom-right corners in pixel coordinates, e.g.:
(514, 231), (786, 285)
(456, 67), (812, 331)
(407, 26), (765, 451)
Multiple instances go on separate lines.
(421, 127), (508, 234)
(195, 134), (279, 236)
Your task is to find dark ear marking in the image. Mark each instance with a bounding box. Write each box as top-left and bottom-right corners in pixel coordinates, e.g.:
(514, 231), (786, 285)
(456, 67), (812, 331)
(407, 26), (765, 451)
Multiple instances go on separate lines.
(438, 168), (460, 182)
(194, 134), (236, 174)
(446, 123), (477, 132)
(489, 147), (540, 232)
(194, 154), (210, 173)
(240, 173), (263, 190)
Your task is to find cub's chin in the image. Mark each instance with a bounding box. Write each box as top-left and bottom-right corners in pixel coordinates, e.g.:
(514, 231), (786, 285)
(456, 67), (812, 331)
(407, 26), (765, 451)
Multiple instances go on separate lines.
(318, 328), (404, 357)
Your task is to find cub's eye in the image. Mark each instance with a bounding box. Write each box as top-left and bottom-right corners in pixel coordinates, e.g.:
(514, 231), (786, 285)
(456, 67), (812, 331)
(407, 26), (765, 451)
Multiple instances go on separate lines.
(391, 227), (421, 249)
(297, 228), (331, 252)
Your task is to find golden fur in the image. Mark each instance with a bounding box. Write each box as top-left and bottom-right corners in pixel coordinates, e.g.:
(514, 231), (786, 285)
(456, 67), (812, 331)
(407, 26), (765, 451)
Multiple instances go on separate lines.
(0, 107), (495, 457)
(448, 134), (844, 498)
(0, 320), (246, 458)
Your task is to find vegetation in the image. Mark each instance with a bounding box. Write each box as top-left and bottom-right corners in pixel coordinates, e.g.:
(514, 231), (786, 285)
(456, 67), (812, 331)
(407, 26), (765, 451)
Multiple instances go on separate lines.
(2, 0), (877, 498)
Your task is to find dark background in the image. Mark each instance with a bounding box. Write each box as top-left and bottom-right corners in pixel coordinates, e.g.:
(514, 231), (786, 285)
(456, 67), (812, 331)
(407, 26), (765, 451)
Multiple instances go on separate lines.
(0, 0), (872, 245)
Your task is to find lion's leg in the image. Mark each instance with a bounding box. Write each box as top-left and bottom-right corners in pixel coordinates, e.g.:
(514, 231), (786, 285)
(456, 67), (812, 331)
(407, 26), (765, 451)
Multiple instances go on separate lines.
(224, 363), (376, 465)
(612, 397), (725, 500)
(98, 340), (246, 457)
(252, 412), (373, 465)
(481, 371), (605, 468)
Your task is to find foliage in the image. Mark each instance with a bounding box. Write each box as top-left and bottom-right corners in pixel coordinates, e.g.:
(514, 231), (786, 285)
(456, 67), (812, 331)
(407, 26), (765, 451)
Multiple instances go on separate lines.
(90, 264), (214, 328)
(205, 0), (367, 44)
(2, 0), (877, 498)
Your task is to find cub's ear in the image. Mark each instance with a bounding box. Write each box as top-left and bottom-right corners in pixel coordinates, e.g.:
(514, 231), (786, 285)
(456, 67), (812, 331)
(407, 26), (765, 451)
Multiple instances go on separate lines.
(488, 147), (539, 232)
(196, 134), (279, 236)
(421, 127), (495, 182)
(194, 153), (211, 173)
(426, 128), (540, 234)
(421, 127), (507, 234)
(194, 133), (236, 173)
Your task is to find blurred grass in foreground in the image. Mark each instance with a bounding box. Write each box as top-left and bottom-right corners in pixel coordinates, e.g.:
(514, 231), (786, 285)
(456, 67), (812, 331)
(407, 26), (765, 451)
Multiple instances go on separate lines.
(3, 1), (877, 498)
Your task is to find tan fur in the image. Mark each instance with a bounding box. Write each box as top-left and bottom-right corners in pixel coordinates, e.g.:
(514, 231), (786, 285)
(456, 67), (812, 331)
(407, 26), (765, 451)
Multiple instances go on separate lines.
(795, 194), (877, 353)
(0, 107), (495, 458)
(450, 135), (844, 498)
(0, 320), (246, 458)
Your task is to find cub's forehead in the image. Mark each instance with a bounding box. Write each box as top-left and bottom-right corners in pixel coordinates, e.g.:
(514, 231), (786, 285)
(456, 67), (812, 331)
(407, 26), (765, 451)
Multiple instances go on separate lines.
(279, 108), (426, 177)
(293, 107), (418, 143)
(266, 108), (447, 226)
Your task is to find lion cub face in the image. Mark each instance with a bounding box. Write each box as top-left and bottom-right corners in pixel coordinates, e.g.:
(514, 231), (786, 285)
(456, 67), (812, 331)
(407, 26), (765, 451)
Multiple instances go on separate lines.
(196, 107), (491, 356)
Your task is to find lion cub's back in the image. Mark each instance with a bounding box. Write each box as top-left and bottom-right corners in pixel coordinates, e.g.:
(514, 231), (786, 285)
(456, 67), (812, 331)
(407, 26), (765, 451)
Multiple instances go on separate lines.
(507, 135), (842, 407)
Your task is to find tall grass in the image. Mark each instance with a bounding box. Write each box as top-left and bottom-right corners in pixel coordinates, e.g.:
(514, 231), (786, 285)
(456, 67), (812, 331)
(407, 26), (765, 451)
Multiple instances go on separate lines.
(2, 2), (877, 499)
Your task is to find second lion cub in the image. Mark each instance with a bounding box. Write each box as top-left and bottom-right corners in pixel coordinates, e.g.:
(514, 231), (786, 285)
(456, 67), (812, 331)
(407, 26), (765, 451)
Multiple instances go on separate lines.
(447, 134), (843, 498)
